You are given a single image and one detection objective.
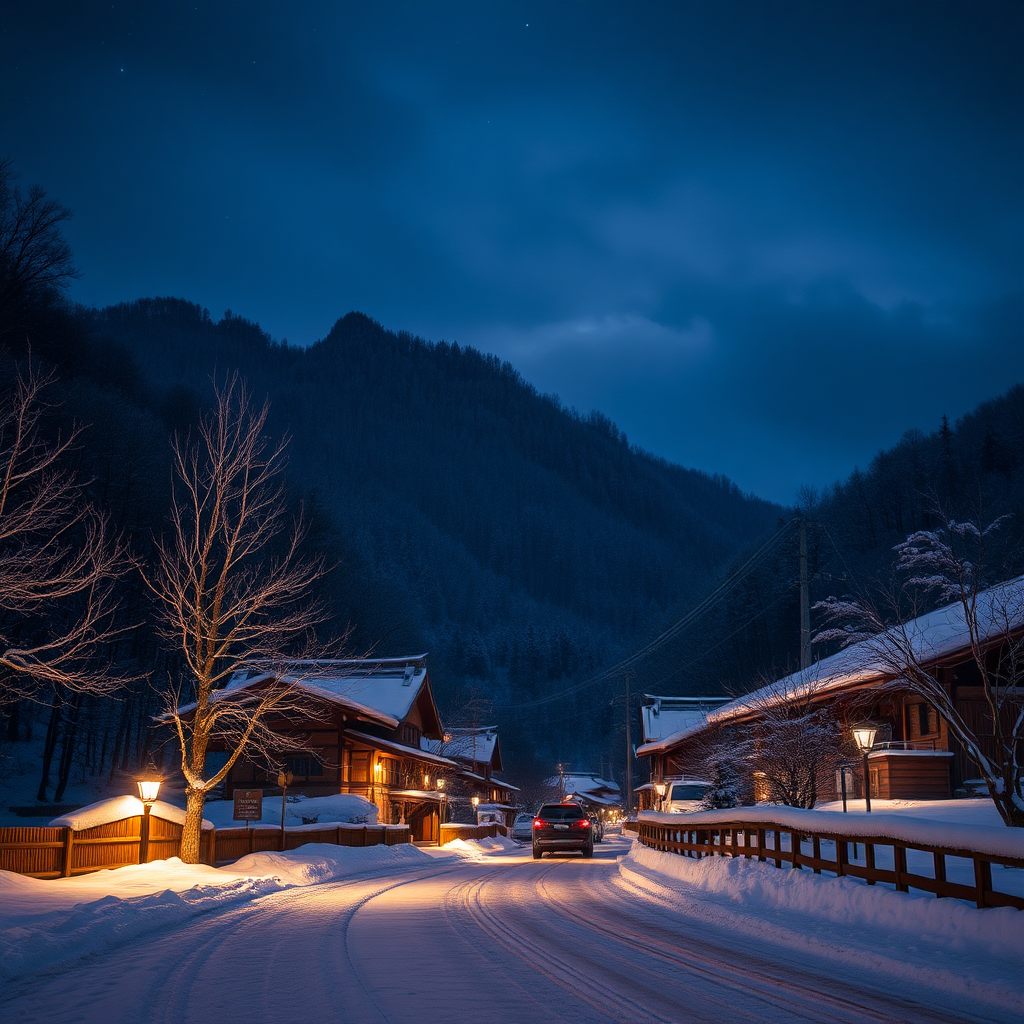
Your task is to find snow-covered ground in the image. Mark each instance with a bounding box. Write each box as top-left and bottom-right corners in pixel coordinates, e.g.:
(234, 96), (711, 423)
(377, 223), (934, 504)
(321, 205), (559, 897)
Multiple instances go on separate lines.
(2, 831), (1021, 1022)
(0, 834), (513, 996)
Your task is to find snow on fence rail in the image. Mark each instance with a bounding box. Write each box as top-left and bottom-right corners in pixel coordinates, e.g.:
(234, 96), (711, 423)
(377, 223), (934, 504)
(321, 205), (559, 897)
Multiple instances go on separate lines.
(0, 814), (410, 878)
(637, 810), (1024, 911)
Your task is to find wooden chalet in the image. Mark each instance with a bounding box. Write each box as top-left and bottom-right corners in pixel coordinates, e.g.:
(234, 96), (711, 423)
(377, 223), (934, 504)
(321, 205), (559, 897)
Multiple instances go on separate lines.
(423, 726), (519, 825)
(636, 577), (1024, 804)
(209, 656), (457, 843)
(635, 695), (731, 810)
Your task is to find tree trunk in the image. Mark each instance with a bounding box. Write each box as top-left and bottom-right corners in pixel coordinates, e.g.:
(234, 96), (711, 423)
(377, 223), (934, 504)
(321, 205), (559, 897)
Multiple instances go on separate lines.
(180, 786), (207, 863)
(54, 694), (81, 802)
(37, 698), (62, 802)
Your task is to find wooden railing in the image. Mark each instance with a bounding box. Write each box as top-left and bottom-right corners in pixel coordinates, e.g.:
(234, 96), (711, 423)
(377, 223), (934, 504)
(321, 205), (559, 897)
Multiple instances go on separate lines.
(637, 819), (1024, 910)
(0, 818), (410, 878)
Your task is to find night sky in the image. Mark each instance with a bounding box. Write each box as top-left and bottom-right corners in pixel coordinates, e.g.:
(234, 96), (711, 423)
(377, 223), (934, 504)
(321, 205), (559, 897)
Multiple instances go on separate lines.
(2, 1), (1021, 504)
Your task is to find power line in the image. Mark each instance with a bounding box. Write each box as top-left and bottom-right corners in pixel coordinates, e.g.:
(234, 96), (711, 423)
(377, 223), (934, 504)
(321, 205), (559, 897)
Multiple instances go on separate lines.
(499, 519), (796, 709)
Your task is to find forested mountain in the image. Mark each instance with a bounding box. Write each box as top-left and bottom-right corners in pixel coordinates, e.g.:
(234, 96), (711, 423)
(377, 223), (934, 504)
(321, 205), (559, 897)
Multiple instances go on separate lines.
(3, 155), (1020, 797)
(93, 302), (779, 710)
(635, 384), (1024, 707)
(1, 271), (780, 787)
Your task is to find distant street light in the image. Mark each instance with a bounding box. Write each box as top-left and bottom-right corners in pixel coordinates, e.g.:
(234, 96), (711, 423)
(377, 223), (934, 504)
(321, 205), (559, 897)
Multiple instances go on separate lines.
(852, 724), (878, 813)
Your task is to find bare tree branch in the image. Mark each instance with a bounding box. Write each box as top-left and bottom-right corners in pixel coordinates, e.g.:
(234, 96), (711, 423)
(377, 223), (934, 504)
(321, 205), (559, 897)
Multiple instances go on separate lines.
(143, 374), (337, 861)
(0, 359), (128, 703)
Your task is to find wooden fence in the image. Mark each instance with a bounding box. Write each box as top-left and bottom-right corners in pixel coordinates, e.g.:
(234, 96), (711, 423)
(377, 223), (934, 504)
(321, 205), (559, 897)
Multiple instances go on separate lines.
(0, 816), (410, 878)
(637, 818), (1024, 910)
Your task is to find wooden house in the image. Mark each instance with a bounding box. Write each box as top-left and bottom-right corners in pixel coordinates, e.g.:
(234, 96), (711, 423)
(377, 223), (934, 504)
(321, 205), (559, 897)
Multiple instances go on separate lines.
(635, 695), (731, 810)
(207, 656), (457, 843)
(636, 577), (1024, 804)
(423, 726), (519, 824)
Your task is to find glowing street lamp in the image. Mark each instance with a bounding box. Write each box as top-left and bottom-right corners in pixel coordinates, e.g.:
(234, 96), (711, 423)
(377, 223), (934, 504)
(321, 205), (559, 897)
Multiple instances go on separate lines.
(654, 781), (667, 811)
(137, 777), (162, 805)
(136, 772), (162, 864)
(852, 723), (878, 813)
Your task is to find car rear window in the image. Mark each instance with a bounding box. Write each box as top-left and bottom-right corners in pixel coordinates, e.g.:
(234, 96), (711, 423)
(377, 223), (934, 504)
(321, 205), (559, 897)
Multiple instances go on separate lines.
(538, 804), (585, 820)
(670, 784), (707, 801)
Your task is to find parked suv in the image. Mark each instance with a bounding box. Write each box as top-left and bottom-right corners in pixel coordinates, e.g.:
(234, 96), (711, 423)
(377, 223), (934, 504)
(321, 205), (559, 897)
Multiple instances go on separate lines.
(663, 779), (711, 814)
(532, 802), (594, 859)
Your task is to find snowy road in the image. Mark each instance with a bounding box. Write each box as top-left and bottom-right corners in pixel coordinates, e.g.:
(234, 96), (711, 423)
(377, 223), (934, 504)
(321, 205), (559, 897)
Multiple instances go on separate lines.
(3, 835), (1014, 1023)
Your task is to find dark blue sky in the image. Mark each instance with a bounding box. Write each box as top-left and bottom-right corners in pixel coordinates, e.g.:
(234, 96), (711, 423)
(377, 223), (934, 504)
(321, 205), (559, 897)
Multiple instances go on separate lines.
(3, 1), (1021, 503)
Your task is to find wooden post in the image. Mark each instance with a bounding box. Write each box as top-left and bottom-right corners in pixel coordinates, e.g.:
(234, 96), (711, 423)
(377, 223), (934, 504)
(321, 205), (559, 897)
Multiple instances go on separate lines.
(757, 827), (766, 863)
(974, 856), (992, 909)
(865, 842), (876, 884)
(933, 850), (947, 895)
(61, 826), (74, 877)
(773, 829), (782, 869)
(139, 807), (151, 865)
(894, 845), (908, 892)
(836, 838), (848, 877)
(812, 835), (821, 874)
(791, 831), (801, 870)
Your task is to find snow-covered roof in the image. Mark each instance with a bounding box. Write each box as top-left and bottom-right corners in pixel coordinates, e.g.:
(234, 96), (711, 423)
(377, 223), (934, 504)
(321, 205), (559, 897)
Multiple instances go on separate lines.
(640, 695), (732, 745)
(50, 796), (213, 832)
(545, 774), (621, 799)
(637, 575), (1024, 757)
(457, 769), (521, 792)
(344, 729), (457, 768)
(422, 726), (501, 767)
(188, 655), (434, 731)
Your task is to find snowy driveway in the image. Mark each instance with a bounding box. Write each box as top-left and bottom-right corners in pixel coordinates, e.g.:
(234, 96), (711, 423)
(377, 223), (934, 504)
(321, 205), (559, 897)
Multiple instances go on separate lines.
(2, 835), (1015, 1024)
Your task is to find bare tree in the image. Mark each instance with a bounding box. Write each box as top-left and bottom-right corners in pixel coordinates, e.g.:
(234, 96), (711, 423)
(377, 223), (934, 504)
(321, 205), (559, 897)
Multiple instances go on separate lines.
(143, 375), (331, 861)
(0, 158), (78, 334)
(0, 360), (125, 704)
(816, 516), (1024, 827)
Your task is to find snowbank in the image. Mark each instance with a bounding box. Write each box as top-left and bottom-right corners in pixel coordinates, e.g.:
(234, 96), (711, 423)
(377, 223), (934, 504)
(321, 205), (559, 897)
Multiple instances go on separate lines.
(437, 834), (521, 859)
(0, 841), (457, 990)
(639, 804), (1024, 859)
(621, 840), (1024, 1014)
(50, 796), (213, 831)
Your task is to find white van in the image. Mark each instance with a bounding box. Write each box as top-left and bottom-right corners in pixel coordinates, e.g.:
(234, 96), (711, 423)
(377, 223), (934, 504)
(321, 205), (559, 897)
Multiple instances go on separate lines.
(663, 779), (711, 814)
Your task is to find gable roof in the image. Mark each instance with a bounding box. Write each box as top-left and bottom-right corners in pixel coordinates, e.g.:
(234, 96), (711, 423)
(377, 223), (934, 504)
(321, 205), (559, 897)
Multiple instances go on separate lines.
(640, 695), (732, 745)
(423, 726), (503, 769)
(637, 575), (1024, 757)
(198, 655), (443, 736)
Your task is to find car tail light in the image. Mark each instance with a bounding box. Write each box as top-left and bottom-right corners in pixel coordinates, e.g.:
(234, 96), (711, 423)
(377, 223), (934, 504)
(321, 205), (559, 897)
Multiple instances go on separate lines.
(578, 819), (591, 828)
(533, 818), (544, 828)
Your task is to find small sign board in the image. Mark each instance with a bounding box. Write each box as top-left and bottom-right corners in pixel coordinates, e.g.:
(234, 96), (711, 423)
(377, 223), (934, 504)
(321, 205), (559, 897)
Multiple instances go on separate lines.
(233, 789), (263, 822)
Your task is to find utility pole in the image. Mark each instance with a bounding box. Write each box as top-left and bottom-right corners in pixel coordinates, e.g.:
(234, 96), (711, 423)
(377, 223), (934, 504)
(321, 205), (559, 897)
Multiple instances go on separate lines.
(557, 762), (567, 801)
(624, 672), (633, 813)
(799, 519), (811, 670)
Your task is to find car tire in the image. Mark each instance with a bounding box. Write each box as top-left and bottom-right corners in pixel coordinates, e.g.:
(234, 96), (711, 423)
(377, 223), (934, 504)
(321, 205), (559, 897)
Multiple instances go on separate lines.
(532, 846), (542, 859)
(582, 844), (594, 858)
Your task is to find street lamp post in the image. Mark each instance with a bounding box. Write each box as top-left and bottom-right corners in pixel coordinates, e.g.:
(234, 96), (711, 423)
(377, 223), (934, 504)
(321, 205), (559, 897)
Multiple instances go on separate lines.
(852, 724), (878, 813)
(277, 770), (294, 851)
(654, 781), (667, 812)
(437, 777), (446, 841)
(136, 774), (162, 864)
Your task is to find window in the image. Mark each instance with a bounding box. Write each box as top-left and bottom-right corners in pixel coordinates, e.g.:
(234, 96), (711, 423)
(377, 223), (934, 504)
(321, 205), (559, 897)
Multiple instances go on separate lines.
(917, 703), (934, 736)
(400, 723), (421, 748)
(285, 756), (324, 778)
